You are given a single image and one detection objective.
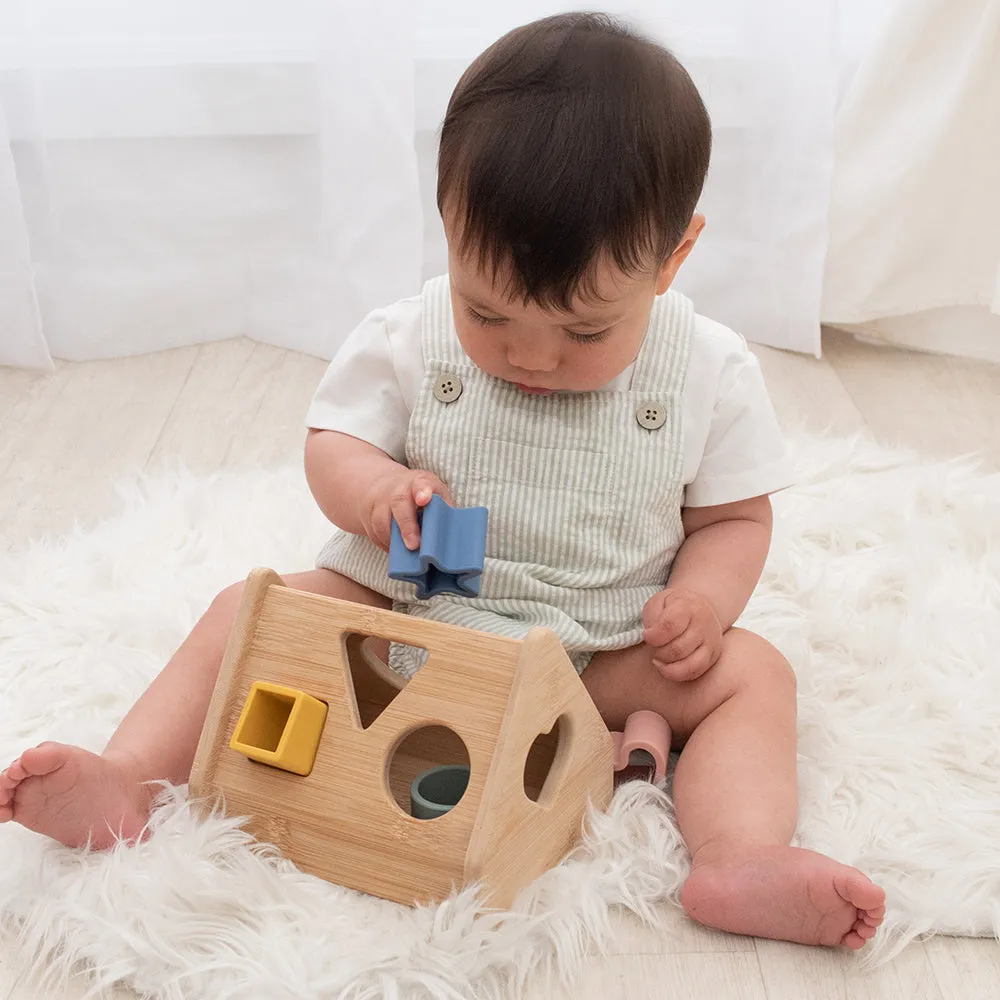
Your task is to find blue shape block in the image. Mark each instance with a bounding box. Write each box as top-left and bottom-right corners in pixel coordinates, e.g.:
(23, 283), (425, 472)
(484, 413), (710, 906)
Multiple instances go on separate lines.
(388, 495), (488, 599)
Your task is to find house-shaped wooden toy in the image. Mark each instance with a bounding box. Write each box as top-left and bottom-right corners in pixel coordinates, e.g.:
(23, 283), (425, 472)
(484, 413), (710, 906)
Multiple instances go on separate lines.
(189, 568), (615, 908)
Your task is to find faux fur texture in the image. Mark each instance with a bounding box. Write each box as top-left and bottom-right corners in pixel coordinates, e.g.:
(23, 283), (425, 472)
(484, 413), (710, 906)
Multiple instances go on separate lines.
(1, 434), (998, 998)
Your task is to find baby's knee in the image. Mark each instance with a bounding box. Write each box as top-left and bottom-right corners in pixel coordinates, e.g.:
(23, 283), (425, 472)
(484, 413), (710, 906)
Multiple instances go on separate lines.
(724, 629), (796, 697)
(207, 579), (247, 620)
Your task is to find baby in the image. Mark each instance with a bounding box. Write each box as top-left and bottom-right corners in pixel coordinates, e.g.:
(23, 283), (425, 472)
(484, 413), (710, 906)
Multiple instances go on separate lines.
(0, 13), (884, 948)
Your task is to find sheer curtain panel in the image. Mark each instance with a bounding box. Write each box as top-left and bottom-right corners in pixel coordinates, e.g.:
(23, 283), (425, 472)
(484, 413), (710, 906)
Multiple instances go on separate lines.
(822, 0), (1000, 327)
(0, 90), (50, 369)
(1, 0), (841, 368)
(0, 0), (422, 368)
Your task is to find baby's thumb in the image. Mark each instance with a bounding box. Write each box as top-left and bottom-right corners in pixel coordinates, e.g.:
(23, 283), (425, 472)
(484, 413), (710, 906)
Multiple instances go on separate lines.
(411, 473), (453, 507)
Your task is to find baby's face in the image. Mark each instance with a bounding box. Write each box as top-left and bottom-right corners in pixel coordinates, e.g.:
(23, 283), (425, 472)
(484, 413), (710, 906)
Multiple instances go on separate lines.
(446, 218), (702, 394)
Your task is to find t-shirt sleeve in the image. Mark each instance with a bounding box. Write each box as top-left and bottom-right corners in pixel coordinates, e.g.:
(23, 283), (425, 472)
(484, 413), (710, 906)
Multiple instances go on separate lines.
(304, 308), (411, 463)
(684, 341), (793, 508)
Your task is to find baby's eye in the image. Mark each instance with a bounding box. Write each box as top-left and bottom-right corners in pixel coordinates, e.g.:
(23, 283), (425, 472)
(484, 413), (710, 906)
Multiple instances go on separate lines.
(467, 307), (507, 327)
(566, 328), (611, 345)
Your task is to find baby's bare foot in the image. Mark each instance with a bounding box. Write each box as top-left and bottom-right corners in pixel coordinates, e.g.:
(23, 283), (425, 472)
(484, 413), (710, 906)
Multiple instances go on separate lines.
(0, 742), (152, 849)
(681, 844), (886, 949)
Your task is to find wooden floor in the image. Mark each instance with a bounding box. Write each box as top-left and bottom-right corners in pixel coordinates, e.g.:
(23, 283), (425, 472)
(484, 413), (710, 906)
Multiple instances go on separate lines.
(1, 329), (999, 998)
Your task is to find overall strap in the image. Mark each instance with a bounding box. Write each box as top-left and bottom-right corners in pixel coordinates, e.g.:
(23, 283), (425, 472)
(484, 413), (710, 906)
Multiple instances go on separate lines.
(421, 275), (468, 367)
(629, 290), (694, 395)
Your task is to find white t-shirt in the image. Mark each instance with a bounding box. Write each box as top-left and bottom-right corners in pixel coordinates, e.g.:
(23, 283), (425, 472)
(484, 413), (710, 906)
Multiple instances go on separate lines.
(306, 291), (792, 508)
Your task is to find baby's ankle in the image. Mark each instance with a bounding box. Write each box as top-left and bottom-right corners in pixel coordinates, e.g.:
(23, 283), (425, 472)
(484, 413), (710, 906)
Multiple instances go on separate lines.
(101, 750), (157, 807)
(689, 833), (787, 870)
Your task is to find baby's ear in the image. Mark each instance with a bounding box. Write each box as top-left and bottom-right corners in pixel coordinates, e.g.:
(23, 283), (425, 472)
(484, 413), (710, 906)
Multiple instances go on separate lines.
(656, 214), (706, 294)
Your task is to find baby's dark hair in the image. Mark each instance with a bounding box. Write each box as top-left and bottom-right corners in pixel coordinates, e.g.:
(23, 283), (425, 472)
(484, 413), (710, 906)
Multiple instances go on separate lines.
(437, 12), (712, 309)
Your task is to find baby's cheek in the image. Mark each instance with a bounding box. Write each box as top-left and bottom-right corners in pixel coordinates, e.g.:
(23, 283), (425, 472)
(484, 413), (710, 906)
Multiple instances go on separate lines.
(454, 326), (494, 371)
(478, 341), (507, 378)
(479, 348), (508, 380)
(583, 345), (632, 386)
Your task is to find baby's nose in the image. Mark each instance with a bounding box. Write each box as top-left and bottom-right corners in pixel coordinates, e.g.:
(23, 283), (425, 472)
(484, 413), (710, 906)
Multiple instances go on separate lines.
(506, 336), (560, 373)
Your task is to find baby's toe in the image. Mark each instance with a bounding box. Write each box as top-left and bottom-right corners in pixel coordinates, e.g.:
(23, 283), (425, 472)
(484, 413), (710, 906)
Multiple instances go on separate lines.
(837, 870), (885, 912)
(853, 919), (878, 941)
(19, 743), (67, 777)
(2, 759), (27, 783)
(843, 929), (867, 950)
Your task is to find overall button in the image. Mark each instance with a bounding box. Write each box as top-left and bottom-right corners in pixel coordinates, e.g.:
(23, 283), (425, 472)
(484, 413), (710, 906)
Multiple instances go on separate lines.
(433, 374), (463, 403)
(636, 402), (666, 430)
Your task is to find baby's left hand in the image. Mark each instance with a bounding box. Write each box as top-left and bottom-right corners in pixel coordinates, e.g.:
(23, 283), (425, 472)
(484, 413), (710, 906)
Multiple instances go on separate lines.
(642, 588), (724, 682)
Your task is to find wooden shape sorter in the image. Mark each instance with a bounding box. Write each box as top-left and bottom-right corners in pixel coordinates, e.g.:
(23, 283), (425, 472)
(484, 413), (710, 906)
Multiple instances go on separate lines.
(189, 568), (614, 908)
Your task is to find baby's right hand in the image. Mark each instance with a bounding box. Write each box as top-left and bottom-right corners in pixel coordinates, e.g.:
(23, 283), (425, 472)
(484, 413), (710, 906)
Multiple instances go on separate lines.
(358, 468), (453, 552)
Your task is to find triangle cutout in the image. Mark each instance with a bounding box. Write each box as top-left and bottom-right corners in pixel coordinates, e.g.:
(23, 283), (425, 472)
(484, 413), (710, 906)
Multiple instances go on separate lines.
(341, 633), (412, 729)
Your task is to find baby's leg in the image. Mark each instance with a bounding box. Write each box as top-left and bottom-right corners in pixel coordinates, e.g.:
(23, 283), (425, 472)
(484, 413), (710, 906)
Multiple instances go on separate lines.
(585, 631), (885, 949)
(0, 570), (389, 849)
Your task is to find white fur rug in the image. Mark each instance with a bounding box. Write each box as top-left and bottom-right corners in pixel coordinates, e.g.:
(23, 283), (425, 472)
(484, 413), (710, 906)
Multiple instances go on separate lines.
(1, 434), (999, 999)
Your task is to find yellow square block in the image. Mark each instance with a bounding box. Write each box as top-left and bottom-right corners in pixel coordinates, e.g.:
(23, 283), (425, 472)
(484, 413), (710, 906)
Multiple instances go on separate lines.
(230, 681), (328, 776)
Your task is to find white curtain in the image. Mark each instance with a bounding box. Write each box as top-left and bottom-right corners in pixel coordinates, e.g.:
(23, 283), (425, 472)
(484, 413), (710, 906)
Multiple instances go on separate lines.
(0, 0), (422, 370)
(822, 0), (1000, 327)
(0, 96), (49, 369)
(0, 1), (843, 370)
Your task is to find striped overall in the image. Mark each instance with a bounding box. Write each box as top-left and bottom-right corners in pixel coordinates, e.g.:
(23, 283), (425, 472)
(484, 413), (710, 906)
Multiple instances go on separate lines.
(316, 275), (694, 677)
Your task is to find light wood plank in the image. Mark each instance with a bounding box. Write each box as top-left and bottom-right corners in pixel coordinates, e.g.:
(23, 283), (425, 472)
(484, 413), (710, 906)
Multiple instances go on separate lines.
(0, 365), (77, 549)
(220, 343), (327, 470)
(539, 952), (768, 1000)
(146, 340), (326, 474)
(755, 938), (944, 1000)
(752, 341), (870, 437)
(0, 339), (325, 550)
(144, 339), (260, 474)
(2, 351), (194, 484)
(605, 906), (756, 953)
(924, 935), (1000, 1000)
(824, 327), (1000, 469)
(0, 350), (196, 549)
(0, 365), (72, 480)
(0, 367), (52, 440)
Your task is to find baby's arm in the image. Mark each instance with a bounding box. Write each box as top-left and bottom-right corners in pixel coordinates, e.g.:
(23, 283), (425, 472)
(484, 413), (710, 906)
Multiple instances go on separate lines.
(672, 495), (773, 628)
(304, 429), (451, 550)
(643, 495), (772, 681)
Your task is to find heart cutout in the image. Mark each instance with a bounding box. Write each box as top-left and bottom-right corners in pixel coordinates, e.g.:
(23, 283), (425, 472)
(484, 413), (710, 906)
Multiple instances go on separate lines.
(522, 716), (566, 804)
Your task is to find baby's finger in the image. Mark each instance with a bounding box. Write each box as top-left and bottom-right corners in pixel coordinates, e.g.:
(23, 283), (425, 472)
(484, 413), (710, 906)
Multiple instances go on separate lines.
(641, 591), (669, 629)
(390, 491), (422, 551)
(411, 473), (453, 508)
(367, 505), (393, 552)
(650, 627), (702, 665)
(643, 604), (691, 647)
(655, 643), (712, 683)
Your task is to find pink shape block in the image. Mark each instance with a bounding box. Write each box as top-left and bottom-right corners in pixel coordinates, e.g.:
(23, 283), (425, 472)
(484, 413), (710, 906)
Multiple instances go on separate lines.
(611, 710), (672, 783)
